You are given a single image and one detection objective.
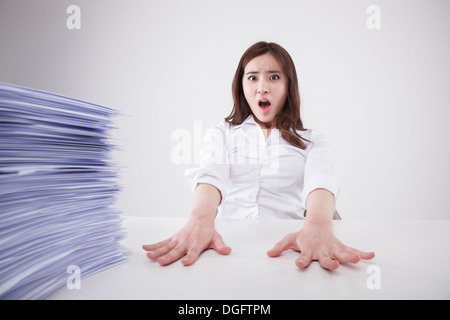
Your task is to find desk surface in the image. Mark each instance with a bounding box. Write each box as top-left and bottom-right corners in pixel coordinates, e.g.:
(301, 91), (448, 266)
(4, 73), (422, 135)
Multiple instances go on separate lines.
(47, 217), (450, 300)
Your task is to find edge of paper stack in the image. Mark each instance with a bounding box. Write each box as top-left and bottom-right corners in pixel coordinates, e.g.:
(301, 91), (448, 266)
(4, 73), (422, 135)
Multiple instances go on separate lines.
(0, 82), (127, 299)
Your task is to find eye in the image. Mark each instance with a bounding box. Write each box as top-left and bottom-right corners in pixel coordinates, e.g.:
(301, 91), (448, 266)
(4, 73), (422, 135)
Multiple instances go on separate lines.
(247, 75), (256, 81)
(269, 74), (280, 80)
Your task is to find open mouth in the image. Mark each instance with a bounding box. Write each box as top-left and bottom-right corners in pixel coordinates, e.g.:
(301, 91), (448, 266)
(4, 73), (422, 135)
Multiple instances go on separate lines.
(258, 99), (271, 112)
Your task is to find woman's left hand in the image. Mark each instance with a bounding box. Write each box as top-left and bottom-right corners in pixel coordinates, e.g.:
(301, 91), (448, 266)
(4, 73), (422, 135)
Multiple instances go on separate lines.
(267, 219), (375, 270)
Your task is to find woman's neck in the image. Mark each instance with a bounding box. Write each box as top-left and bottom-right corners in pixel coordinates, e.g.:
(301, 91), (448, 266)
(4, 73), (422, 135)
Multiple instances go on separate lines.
(254, 118), (275, 130)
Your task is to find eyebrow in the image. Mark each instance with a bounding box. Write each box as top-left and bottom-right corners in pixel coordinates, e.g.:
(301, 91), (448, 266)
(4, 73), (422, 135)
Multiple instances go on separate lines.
(245, 70), (282, 75)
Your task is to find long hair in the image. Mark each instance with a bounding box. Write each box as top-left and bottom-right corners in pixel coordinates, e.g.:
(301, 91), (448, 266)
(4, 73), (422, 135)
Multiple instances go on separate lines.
(225, 41), (308, 150)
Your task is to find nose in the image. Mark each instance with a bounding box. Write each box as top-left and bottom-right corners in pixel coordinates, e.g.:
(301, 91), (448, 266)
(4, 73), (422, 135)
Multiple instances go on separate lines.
(257, 78), (269, 94)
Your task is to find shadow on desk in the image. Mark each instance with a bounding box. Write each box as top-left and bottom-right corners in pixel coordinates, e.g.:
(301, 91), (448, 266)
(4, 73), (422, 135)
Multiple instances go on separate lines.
(303, 210), (342, 220)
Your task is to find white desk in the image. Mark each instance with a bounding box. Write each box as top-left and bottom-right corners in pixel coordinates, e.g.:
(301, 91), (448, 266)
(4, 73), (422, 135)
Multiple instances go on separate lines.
(47, 217), (450, 300)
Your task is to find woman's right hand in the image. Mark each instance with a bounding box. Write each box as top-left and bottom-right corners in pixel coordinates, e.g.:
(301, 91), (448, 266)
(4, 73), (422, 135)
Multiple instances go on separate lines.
(142, 217), (231, 266)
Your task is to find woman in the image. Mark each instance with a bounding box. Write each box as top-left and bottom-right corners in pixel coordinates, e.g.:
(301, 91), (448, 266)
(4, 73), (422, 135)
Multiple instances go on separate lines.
(143, 42), (374, 270)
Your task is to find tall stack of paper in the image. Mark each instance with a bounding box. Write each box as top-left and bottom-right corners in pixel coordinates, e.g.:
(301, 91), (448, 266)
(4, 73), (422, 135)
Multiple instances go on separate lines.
(0, 82), (126, 300)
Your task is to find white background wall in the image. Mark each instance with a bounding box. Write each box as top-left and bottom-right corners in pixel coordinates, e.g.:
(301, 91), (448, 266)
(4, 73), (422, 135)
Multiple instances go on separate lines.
(1, 0), (449, 220)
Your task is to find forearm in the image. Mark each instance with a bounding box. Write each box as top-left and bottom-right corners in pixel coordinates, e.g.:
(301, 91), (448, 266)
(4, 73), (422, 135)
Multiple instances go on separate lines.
(189, 183), (221, 222)
(304, 188), (335, 225)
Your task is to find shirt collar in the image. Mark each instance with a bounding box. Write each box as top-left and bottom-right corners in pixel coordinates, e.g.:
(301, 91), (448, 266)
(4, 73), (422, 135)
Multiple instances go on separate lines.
(230, 114), (259, 130)
(242, 114), (259, 126)
(242, 114), (279, 130)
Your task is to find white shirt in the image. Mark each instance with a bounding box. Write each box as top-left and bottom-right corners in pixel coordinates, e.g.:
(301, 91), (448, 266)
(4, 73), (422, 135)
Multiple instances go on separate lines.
(185, 115), (340, 219)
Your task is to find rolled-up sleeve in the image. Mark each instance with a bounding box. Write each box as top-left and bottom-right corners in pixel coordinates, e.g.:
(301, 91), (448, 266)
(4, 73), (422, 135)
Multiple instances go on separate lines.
(185, 122), (230, 200)
(301, 129), (340, 206)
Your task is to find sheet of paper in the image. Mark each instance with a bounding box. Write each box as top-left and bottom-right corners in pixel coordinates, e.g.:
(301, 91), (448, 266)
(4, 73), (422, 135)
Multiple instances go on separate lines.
(0, 82), (127, 300)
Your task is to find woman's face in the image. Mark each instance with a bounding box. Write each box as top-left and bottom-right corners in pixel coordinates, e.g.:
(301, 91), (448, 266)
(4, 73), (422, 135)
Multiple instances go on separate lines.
(242, 53), (288, 129)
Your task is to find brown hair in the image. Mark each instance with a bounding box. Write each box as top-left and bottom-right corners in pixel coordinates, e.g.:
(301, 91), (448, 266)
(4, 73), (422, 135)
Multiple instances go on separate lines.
(225, 41), (309, 150)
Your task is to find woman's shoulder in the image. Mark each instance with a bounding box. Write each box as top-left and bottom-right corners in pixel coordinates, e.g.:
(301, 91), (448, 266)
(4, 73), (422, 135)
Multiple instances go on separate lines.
(208, 121), (231, 134)
(297, 127), (329, 139)
(295, 128), (333, 150)
(202, 121), (232, 142)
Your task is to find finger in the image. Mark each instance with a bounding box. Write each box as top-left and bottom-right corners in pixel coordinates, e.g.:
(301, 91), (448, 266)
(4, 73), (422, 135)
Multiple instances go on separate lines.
(358, 251), (375, 260)
(146, 241), (176, 260)
(142, 238), (171, 251)
(345, 247), (376, 260)
(182, 246), (203, 266)
(318, 255), (340, 271)
(210, 234), (232, 255)
(295, 252), (313, 269)
(267, 234), (296, 257)
(334, 251), (361, 264)
(157, 245), (186, 266)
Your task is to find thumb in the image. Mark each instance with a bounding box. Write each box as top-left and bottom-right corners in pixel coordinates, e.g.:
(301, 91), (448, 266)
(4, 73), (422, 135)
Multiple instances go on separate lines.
(210, 233), (232, 255)
(267, 234), (295, 257)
